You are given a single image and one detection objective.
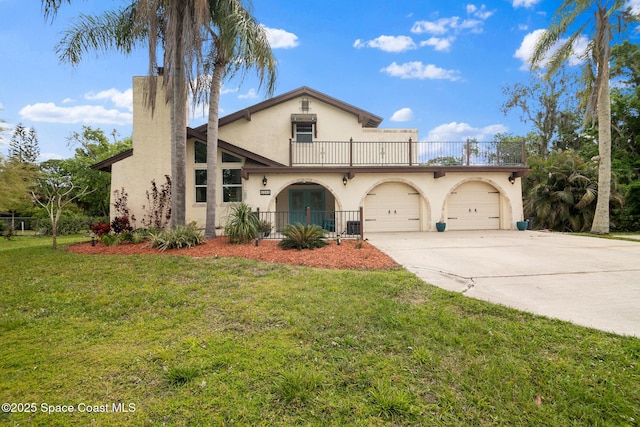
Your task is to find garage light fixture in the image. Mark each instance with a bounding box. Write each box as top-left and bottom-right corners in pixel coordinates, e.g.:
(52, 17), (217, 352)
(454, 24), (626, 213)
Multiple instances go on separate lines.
(262, 175), (268, 186)
(508, 173), (516, 185)
(343, 175), (348, 186)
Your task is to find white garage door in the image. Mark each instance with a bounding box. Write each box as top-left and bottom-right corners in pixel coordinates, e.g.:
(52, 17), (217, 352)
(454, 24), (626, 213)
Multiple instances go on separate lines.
(365, 182), (420, 232)
(447, 181), (500, 230)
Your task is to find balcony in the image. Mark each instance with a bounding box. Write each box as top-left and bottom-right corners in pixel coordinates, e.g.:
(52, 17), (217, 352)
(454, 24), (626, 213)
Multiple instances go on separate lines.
(289, 139), (526, 167)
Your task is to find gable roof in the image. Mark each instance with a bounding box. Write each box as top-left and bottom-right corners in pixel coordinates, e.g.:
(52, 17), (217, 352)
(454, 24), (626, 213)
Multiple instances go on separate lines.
(193, 86), (383, 133)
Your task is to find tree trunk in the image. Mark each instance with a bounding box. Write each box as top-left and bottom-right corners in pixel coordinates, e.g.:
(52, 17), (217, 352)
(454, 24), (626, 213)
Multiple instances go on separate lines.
(204, 66), (223, 239)
(590, 7), (611, 235)
(170, 17), (187, 228)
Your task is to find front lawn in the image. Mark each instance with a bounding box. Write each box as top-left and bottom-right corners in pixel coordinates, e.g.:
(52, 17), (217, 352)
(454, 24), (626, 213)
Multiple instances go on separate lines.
(0, 236), (638, 426)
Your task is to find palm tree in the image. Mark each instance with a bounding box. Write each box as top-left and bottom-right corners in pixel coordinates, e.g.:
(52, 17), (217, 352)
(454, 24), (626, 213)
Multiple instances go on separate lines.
(42, 0), (212, 228)
(530, 0), (636, 234)
(197, 0), (276, 238)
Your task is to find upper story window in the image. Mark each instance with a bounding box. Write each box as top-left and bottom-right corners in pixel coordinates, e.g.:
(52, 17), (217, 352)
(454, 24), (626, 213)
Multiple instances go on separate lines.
(291, 113), (317, 142)
(295, 124), (313, 143)
(194, 141), (207, 163)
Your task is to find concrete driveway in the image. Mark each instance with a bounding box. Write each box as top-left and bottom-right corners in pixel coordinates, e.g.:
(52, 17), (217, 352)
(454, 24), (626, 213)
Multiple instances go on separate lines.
(367, 230), (640, 338)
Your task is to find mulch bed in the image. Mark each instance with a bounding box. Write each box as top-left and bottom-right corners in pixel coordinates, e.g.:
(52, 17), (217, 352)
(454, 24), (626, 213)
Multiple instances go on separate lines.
(67, 237), (398, 270)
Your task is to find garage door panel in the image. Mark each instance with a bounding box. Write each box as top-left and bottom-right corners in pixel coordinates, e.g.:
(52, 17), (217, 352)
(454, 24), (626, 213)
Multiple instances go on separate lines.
(447, 182), (500, 230)
(365, 183), (420, 232)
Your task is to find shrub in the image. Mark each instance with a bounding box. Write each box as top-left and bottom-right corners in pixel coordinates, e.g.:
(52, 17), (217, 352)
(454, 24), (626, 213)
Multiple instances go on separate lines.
(37, 213), (91, 236)
(111, 216), (133, 234)
(90, 222), (111, 237)
(224, 203), (259, 244)
(149, 222), (205, 252)
(141, 176), (171, 230)
(100, 233), (119, 247)
(278, 223), (328, 250)
(119, 230), (145, 244)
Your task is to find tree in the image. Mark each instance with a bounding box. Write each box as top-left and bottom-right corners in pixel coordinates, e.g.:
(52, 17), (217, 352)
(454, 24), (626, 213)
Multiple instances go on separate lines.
(197, 0), (276, 238)
(530, 0), (638, 234)
(32, 161), (92, 249)
(502, 71), (581, 158)
(0, 156), (35, 214)
(524, 150), (622, 232)
(9, 124), (40, 164)
(44, 0), (213, 228)
(64, 126), (132, 216)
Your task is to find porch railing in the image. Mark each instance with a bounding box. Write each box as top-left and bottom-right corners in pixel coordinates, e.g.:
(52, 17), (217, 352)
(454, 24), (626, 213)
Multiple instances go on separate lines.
(257, 208), (362, 240)
(290, 139), (526, 167)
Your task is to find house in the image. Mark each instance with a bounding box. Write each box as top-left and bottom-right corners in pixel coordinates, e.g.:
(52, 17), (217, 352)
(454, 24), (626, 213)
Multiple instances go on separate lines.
(93, 76), (528, 236)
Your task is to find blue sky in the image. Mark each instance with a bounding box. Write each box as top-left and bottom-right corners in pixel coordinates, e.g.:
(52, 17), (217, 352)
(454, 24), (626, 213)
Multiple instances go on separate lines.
(1, 0), (639, 161)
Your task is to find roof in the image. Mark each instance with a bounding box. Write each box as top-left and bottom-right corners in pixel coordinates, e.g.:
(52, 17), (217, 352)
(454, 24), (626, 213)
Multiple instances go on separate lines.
(90, 133), (283, 173)
(193, 86), (383, 133)
(90, 148), (133, 172)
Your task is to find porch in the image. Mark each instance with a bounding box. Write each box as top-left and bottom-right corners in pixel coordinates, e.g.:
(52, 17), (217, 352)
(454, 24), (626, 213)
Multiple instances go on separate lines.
(256, 208), (363, 240)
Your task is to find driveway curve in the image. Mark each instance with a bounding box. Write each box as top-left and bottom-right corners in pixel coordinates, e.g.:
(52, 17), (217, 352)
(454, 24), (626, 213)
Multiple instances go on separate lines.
(367, 230), (640, 338)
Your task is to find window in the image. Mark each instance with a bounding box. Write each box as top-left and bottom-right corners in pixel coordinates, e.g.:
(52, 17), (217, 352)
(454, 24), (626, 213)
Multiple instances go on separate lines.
(195, 169), (207, 202)
(223, 169), (242, 202)
(195, 151), (244, 203)
(295, 124), (313, 142)
(194, 141), (207, 163)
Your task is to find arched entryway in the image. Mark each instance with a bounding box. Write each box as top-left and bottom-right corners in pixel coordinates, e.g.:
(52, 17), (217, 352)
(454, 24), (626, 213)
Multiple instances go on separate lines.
(364, 182), (421, 232)
(446, 180), (501, 230)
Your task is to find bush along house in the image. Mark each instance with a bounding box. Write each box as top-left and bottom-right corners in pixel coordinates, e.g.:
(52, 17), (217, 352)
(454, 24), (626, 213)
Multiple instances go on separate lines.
(93, 76), (528, 238)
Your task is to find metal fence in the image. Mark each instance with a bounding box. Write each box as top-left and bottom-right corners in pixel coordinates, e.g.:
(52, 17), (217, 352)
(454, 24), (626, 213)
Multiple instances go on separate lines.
(256, 209), (362, 240)
(290, 139), (526, 167)
(0, 217), (39, 232)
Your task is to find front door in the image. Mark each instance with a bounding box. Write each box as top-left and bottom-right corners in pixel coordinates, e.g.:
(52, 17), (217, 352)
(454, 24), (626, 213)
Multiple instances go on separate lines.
(289, 189), (326, 226)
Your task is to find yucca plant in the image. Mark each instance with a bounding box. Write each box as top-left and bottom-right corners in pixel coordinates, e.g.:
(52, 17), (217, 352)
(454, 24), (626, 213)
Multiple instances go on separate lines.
(224, 203), (259, 244)
(278, 223), (328, 250)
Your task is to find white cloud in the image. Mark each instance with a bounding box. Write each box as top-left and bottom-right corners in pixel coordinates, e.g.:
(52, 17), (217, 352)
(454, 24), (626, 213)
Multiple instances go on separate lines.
(627, 0), (640, 14)
(390, 108), (414, 122)
(84, 88), (133, 111)
(514, 29), (589, 70)
(467, 4), (494, 20)
(39, 152), (65, 161)
(410, 5), (492, 51)
(512, 0), (541, 7)
(381, 61), (461, 81)
(420, 37), (454, 52)
(262, 26), (299, 49)
(353, 35), (416, 53)
(19, 103), (132, 125)
(411, 17), (458, 35)
(62, 98), (74, 104)
(221, 86), (239, 95)
(238, 88), (258, 99)
(426, 122), (507, 141)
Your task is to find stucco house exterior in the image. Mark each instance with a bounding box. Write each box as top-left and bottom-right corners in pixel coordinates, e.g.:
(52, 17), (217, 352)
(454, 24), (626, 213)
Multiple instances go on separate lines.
(94, 76), (528, 237)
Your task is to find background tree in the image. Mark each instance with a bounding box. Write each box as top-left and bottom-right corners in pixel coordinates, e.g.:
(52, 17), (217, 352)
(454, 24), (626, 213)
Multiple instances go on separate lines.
(0, 156), (35, 215)
(32, 160), (92, 249)
(196, 0), (277, 238)
(530, 0), (637, 234)
(9, 124), (40, 164)
(63, 126), (132, 216)
(501, 71), (582, 158)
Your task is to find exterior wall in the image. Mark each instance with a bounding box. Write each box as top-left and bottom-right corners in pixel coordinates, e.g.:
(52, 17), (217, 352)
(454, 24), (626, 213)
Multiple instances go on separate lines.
(110, 76), (171, 225)
(241, 171), (524, 232)
(218, 96), (417, 166)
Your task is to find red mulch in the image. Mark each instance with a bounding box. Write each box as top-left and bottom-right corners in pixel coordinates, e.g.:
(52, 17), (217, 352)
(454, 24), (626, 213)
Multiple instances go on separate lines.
(67, 238), (398, 270)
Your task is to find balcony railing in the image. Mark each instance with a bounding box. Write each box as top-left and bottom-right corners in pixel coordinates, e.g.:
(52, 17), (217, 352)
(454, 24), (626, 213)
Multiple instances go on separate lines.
(289, 139), (526, 167)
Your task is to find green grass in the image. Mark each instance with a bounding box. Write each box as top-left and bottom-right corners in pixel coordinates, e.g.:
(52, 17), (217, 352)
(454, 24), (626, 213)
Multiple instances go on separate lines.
(0, 236), (638, 426)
